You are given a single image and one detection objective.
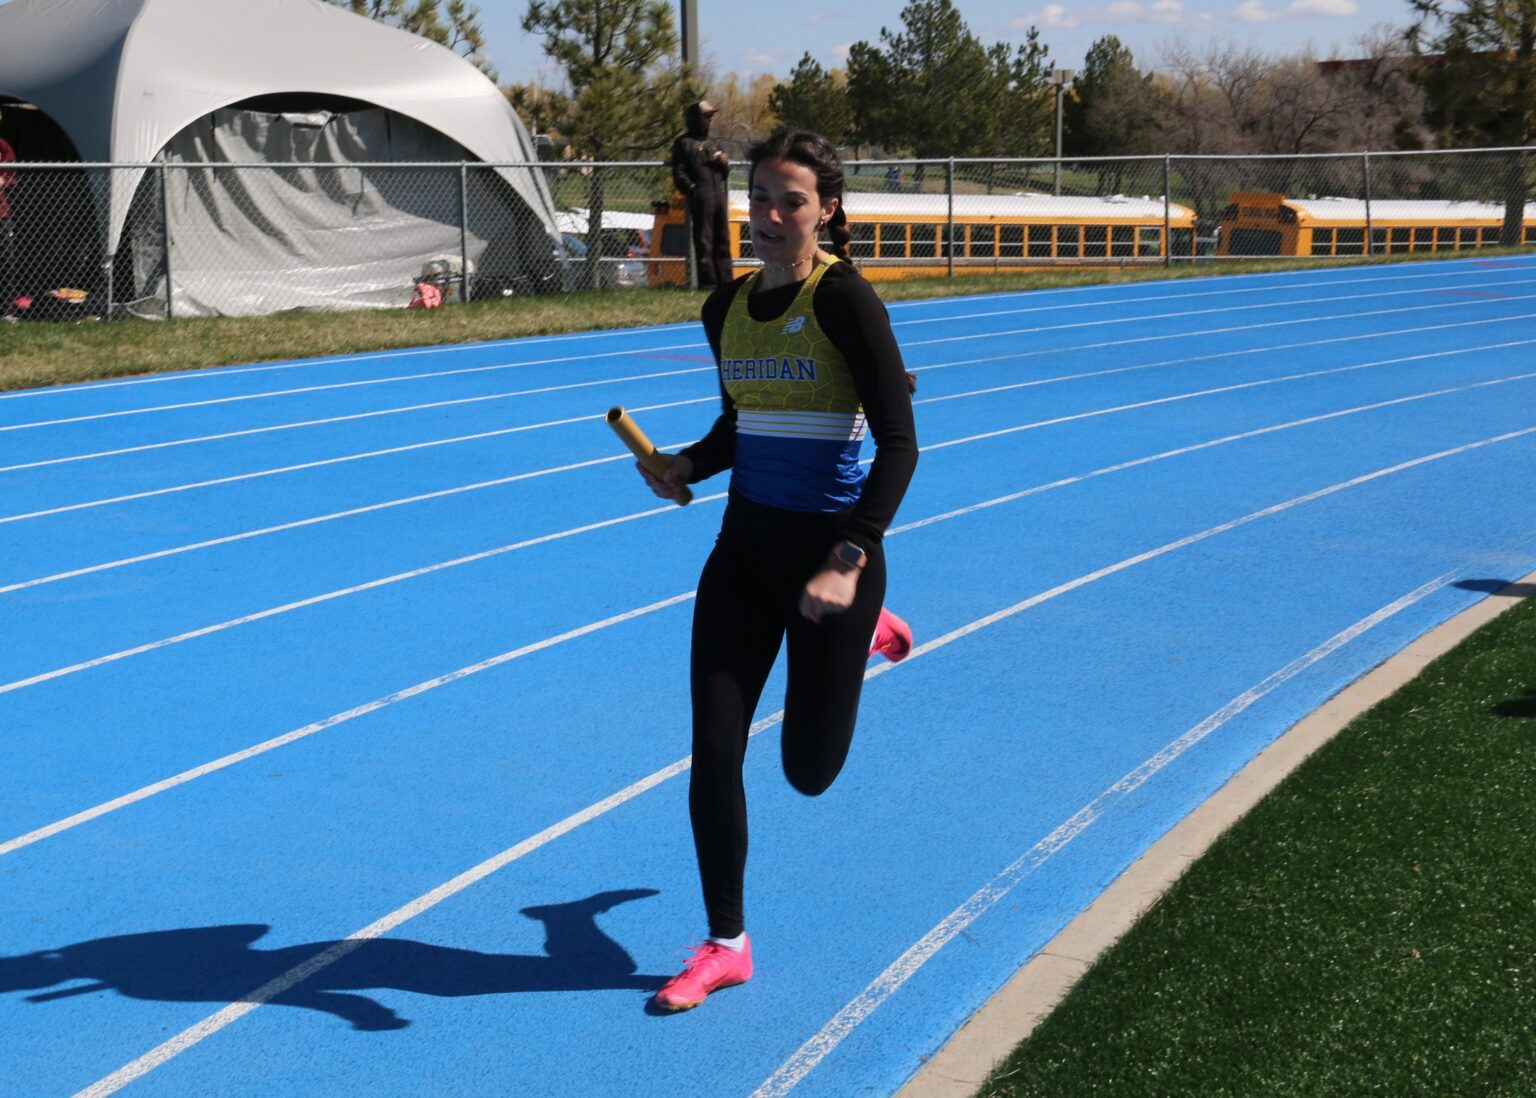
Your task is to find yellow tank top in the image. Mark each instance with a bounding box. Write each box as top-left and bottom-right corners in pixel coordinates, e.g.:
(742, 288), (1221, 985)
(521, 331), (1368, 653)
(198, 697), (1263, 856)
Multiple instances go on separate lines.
(719, 259), (868, 512)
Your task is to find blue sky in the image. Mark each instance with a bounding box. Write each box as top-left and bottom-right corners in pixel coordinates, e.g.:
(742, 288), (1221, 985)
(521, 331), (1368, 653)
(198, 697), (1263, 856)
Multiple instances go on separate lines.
(485, 0), (1414, 87)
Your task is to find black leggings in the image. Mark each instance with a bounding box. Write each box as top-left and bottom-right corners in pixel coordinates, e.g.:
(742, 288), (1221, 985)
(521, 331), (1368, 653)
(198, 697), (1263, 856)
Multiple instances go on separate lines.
(688, 494), (887, 938)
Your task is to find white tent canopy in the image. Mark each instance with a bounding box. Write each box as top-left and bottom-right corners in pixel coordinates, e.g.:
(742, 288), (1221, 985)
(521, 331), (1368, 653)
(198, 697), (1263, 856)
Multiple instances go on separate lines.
(0, 0), (562, 314)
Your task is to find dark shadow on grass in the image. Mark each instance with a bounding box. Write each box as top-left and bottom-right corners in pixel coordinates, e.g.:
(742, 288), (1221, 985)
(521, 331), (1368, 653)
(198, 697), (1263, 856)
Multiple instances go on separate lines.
(1454, 579), (1536, 597)
(1492, 689), (1536, 718)
(0, 889), (665, 1031)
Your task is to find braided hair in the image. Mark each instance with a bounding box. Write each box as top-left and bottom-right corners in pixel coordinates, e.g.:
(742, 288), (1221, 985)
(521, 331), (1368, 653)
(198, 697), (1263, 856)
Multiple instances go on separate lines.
(745, 129), (852, 264)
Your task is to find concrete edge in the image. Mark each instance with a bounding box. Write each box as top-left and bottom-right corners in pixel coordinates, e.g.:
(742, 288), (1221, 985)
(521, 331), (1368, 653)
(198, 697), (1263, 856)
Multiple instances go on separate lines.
(895, 570), (1536, 1098)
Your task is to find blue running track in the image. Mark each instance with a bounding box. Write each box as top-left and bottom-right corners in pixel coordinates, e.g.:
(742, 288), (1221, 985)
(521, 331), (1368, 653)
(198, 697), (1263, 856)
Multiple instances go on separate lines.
(4, 256), (1536, 1096)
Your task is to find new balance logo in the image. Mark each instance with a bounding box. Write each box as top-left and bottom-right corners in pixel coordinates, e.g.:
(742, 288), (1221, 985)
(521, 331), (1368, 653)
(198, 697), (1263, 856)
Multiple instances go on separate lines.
(781, 316), (807, 335)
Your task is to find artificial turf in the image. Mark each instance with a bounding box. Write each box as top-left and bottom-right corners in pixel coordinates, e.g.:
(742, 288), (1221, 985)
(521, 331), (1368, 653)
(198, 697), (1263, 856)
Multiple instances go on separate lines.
(979, 587), (1536, 1096)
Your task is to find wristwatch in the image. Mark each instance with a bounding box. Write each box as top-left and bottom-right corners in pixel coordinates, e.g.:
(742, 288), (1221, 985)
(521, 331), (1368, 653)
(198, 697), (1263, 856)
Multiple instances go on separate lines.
(830, 541), (867, 571)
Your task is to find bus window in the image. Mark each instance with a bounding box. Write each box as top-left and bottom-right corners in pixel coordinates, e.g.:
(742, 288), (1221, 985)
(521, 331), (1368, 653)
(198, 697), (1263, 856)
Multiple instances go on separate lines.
(1336, 227), (1364, 255)
(877, 224), (906, 258)
(1000, 224), (1024, 257)
(969, 223), (995, 257)
(1085, 224), (1107, 257)
(1411, 227), (1431, 250)
(1457, 226), (1477, 249)
(939, 223), (959, 258)
(1526, 225), (1536, 245)
(1370, 228), (1387, 254)
(1137, 226), (1162, 255)
(1108, 225), (1132, 257)
(1310, 229), (1333, 256)
(737, 235), (756, 259)
(850, 222), (875, 258)
(910, 223), (937, 257)
(1389, 228), (1410, 251)
(1057, 224), (1080, 257)
(1229, 228), (1282, 255)
(661, 222), (690, 256)
(1027, 224), (1051, 258)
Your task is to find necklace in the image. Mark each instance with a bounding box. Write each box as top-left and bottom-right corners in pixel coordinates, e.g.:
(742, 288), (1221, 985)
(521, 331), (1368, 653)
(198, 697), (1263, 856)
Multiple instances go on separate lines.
(761, 252), (817, 276)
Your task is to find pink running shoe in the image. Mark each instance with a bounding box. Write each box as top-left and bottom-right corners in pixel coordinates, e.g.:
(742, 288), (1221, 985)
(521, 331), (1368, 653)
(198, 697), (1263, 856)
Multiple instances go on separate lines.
(655, 936), (753, 1011)
(869, 607), (913, 663)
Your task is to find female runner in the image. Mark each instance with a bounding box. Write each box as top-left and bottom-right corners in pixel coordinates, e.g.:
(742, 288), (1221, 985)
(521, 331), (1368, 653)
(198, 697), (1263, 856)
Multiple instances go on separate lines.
(638, 129), (919, 1011)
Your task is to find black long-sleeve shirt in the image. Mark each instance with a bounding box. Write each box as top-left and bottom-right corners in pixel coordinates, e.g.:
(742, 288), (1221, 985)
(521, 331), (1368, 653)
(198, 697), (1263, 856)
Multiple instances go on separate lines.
(680, 262), (919, 551)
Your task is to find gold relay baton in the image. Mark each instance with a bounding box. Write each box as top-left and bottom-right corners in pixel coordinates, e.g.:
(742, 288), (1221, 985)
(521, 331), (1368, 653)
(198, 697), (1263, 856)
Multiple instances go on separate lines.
(606, 406), (693, 506)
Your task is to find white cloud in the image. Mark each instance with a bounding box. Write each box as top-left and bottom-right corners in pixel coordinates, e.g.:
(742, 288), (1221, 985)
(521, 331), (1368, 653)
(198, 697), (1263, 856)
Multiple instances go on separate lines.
(833, 42), (854, 60)
(1016, 0), (1188, 28)
(1290, 0), (1359, 14)
(1017, 4), (1081, 28)
(743, 50), (781, 66)
(1235, 0), (1358, 20)
(1235, 0), (1278, 20)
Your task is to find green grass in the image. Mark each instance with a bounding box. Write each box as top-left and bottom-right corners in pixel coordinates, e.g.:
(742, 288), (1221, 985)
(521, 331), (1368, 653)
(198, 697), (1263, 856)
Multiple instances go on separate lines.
(979, 590), (1536, 1096)
(5, 248), (1515, 393)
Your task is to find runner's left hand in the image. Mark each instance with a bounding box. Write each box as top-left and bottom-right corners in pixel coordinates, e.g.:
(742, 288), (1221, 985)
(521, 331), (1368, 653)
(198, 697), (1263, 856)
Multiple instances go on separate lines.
(799, 568), (858, 623)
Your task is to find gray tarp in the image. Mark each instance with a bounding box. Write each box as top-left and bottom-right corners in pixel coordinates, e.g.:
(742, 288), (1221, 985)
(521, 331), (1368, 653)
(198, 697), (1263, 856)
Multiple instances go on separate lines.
(122, 108), (556, 317)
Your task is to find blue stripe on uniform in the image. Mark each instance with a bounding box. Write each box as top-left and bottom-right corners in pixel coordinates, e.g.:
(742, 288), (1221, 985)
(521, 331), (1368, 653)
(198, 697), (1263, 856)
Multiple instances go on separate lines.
(731, 434), (867, 512)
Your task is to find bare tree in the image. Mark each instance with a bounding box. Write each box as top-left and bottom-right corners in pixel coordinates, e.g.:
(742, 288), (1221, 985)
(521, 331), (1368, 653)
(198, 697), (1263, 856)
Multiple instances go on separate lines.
(1323, 26), (1431, 151)
(1254, 55), (1352, 155)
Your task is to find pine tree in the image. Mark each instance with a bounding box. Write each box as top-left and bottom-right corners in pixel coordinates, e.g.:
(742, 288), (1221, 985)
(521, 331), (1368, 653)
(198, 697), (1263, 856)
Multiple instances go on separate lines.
(1411, 0), (1536, 242)
(767, 54), (853, 142)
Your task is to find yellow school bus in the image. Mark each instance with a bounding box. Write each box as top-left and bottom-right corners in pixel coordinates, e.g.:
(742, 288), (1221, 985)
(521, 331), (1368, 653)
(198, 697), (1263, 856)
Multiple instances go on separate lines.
(649, 190), (1199, 285)
(1215, 191), (1536, 258)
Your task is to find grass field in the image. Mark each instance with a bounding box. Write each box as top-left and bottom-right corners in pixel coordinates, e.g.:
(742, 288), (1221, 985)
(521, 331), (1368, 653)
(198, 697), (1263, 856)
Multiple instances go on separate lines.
(978, 586), (1536, 1096)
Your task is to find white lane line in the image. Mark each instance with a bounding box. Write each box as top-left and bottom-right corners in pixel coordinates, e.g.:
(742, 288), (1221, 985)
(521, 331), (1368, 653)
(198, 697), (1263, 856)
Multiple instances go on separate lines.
(911, 312), (1536, 407)
(749, 571), (1459, 1098)
(9, 291), (1533, 475)
(895, 370), (1536, 534)
(0, 450), (683, 595)
(0, 325), (704, 402)
(909, 299), (1536, 384)
(11, 422), (1533, 857)
(0, 357), (711, 434)
(6, 335), (1532, 589)
(0, 494), (726, 696)
(11, 306), (1510, 524)
(9, 275), (1532, 433)
(0, 398), (712, 524)
(887, 266), (1536, 327)
(1, 259), (1509, 410)
(882, 255), (1536, 312)
(0, 590), (703, 862)
(0, 395), (714, 477)
(9, 368), (1536, 693)
(67, 428), (1534, 1097)
(914, 339), (1536, 453)
(902, 277), (1536, 348)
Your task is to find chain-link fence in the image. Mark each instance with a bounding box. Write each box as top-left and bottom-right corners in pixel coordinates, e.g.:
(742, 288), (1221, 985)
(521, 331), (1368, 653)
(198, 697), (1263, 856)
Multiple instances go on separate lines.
(2, 147), (1532, 322)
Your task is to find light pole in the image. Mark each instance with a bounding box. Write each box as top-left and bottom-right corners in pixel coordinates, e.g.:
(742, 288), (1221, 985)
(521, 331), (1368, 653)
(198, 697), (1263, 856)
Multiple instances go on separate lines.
(1050, 68), (1074, 197)
(681, 0), (697, 65)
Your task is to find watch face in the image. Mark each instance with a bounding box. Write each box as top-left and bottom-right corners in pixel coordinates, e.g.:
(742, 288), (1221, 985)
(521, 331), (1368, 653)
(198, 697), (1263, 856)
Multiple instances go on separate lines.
(836, 542), (866, 567)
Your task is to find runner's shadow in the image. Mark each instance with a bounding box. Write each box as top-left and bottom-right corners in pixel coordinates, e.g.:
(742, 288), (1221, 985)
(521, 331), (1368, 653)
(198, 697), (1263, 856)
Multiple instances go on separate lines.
(1454, 579), (1536, 597)
(0, 889), (665, 1031)
(1491, 689), (1536, 719)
